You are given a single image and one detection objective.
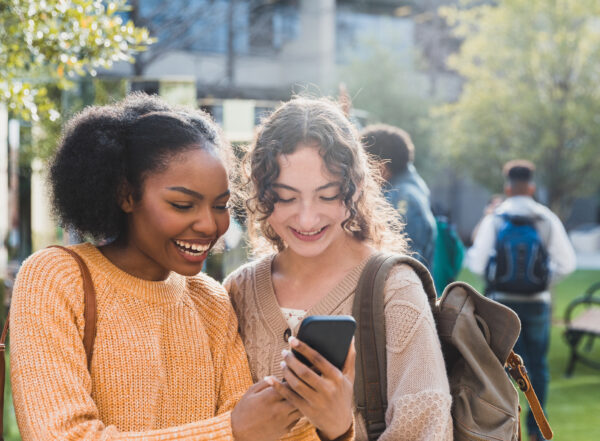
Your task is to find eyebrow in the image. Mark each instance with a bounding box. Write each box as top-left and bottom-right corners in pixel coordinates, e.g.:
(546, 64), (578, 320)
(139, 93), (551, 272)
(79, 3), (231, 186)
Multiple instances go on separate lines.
(166, 186), (230, 199)
(271, 182), (341, 192)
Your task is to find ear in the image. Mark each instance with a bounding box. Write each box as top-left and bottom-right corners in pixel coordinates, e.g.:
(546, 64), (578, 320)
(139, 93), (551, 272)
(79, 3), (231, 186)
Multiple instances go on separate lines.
(527, 183), (536, 196)
(118, 181), (135, 213)
(504, 183), (512, 197)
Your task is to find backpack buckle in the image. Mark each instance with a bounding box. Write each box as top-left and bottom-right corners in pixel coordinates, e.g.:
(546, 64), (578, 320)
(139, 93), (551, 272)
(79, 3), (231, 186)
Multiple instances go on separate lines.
(506, 351), (531, 392)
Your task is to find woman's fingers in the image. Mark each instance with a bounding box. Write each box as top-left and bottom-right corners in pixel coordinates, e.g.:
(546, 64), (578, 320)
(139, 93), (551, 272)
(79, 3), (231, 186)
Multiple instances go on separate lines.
(281, 348), (321, 391)
(281, 356), (323, 402)
(285, 410), (302, 431)
(269, 375), (304, 407)
(288, 336), (342, 381)
(232, 379), (302, 441)
(272, 345), (354, 441)
(251, 377), (275, 393)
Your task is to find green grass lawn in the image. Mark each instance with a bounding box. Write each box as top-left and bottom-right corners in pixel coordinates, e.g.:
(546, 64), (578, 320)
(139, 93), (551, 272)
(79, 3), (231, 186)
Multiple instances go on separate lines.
(459, 268), (600, 441)
(3, 270), (600, 440)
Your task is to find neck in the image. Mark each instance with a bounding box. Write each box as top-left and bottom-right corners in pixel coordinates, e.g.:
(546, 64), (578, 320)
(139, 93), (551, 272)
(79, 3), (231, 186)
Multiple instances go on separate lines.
(100, 241), (170, 281)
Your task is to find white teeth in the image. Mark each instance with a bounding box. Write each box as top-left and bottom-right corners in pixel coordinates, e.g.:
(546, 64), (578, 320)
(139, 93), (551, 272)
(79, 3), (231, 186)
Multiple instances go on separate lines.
(296, 227), (324, 236)
(175, 240), (210, 254)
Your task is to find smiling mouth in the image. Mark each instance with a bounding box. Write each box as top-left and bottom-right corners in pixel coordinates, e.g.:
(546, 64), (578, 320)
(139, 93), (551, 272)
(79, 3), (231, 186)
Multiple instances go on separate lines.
(173, 239), (212, 256)
(291, 226), (327, 237)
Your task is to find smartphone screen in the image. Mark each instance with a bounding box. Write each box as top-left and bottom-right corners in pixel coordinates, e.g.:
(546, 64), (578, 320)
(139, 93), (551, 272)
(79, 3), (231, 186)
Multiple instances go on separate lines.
(292, 315), (356, 370)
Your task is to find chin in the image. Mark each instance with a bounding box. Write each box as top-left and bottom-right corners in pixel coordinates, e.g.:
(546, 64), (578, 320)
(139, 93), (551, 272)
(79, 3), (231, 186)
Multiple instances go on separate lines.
(288, 242), (330, 258)
(173, 262), (206, 277)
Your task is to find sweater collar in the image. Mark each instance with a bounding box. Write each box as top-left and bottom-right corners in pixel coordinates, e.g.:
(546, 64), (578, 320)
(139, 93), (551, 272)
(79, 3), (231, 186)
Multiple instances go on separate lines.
(253, 253), (372, 334)
(73, 243), (186, 305)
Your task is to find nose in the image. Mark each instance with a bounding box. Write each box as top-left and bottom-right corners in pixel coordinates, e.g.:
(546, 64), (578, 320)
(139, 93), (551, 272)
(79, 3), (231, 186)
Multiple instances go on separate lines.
(192, 205), (219, 237)
(297, 200), (320, 231)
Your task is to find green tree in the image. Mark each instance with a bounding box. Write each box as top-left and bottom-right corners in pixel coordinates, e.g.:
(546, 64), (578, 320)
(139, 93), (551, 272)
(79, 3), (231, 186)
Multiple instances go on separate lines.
(0, 0), (152, 121)
(339, 43), (438, 178)
(437, 0), (600, 217)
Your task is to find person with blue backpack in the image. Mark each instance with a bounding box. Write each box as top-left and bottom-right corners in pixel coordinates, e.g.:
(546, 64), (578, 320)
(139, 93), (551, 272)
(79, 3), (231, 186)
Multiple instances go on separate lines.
(467, 159), (576, 441)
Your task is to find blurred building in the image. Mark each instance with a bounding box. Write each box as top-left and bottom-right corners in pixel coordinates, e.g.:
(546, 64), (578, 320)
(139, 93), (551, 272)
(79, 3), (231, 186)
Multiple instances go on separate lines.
(1, 0), (596, 277)
(107, 1), (461, 102)
(106, 0), (599, 242)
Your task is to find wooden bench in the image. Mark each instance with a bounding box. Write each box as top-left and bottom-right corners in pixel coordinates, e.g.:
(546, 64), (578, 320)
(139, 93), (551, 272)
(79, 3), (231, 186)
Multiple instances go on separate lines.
(564, 281), (600, 377)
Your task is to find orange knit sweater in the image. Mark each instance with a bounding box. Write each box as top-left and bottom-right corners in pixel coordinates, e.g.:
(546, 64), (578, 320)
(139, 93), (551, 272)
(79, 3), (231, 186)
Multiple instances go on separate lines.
(9, 243), (325, 441)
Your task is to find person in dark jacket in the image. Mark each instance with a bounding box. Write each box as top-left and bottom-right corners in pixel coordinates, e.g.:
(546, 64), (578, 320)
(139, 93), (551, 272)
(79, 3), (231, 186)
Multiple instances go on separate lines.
(361, 124), (437, 269)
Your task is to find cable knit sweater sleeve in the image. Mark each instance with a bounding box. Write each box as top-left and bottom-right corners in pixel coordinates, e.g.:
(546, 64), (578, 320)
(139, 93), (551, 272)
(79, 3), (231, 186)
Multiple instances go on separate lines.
(378, 264), (453, 441)
(9, 248), (239, 440)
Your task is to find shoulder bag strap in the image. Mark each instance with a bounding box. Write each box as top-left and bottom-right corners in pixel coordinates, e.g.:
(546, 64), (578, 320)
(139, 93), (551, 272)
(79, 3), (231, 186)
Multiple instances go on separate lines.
(353, 252), (437, 441)
(352, 252), (389, 441)
(0, 245), (97, 440)
(506, 351), (553, 440)
(47, 245), (97, 368)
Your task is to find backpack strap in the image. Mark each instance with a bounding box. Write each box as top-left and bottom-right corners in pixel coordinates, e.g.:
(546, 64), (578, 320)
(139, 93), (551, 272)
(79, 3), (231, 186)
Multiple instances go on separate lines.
(506, 351), (554, 440)
(352, 252), (437, 440)
(0, 245), (97, 440)
(47, 245), (98, 368)
(496, 212), (551, 248)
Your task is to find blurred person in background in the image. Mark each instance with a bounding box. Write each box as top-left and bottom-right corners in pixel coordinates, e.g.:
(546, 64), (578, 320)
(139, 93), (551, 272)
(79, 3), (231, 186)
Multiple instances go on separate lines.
(467, 159), (576, 441)
(361, 124), (437, 271)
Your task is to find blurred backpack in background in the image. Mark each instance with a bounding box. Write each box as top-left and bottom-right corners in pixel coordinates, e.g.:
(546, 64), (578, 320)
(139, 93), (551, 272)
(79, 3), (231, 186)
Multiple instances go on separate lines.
(432, 215), (465, 295)
(485, 214), (550, 294)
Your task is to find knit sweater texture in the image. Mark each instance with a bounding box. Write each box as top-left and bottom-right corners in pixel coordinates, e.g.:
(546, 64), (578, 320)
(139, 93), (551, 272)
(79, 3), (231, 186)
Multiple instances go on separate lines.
(225, 255), (453, 441)
(9, 243), (325, 441)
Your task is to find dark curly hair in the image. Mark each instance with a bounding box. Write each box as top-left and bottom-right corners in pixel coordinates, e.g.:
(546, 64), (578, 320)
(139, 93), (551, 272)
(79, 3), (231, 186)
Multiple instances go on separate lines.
(49, 92), (230, 243)
(242, 96), (407, 255)
(360, 124), (414, 178)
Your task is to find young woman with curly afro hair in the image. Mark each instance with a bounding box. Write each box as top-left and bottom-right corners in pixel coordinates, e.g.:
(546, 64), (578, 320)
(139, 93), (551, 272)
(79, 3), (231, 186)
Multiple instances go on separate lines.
(8, 93), (355, 441)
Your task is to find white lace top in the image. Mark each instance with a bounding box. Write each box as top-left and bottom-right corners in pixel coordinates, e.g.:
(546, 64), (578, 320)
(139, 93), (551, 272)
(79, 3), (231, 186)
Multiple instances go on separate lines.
(280, 307), (307, 332)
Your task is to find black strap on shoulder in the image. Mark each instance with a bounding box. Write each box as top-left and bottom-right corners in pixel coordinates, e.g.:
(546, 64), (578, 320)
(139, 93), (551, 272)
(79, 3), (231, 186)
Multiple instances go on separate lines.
(352, 252), (437, 440)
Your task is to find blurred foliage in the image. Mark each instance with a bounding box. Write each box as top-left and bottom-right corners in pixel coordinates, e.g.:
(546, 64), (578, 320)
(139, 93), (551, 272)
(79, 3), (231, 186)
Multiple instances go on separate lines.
(0, 0), (152, 122)
(339, 42), (441, 180)
(27, 78), (128, 162)
(435, 0), (600, 218)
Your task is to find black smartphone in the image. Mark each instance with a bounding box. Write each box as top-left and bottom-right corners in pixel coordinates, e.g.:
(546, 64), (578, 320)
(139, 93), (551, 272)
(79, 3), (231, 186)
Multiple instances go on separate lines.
(292, 315), (356, 370)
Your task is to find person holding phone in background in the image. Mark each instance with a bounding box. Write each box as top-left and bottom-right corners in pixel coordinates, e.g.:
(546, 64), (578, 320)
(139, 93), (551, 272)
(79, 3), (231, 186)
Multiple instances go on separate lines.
(9, 93), (355, 441)
(224, 97), (452, 441)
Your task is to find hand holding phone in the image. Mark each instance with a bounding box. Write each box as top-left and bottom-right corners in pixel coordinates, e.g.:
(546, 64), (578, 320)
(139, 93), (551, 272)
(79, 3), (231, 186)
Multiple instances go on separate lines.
(267, 317), (356, 440)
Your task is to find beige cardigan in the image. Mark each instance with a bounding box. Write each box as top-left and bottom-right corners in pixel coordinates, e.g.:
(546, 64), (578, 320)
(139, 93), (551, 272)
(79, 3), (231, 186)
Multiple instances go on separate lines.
(225, 255), (453, 441)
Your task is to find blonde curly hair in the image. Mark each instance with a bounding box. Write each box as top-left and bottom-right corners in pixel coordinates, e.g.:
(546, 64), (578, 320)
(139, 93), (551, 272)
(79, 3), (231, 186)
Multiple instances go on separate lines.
(240, 96), (407, 257)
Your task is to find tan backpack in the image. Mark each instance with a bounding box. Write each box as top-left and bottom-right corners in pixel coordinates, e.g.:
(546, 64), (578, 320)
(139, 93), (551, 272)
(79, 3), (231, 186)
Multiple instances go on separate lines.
(352, 252), (553, 440)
